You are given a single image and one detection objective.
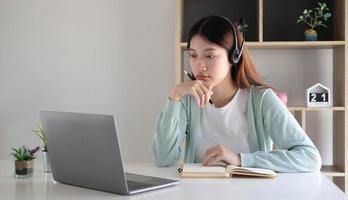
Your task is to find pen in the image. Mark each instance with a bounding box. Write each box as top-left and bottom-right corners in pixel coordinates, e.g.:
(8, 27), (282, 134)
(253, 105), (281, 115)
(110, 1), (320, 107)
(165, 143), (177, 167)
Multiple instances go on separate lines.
(184, 70), (213, 105)
(184, 70), (195, 80)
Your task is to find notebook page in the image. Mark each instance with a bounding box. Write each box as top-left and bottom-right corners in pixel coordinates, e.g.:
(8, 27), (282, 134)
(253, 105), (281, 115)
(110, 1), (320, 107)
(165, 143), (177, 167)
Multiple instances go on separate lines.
(182, 163), (227, 173)
(226, 165), (276, 176)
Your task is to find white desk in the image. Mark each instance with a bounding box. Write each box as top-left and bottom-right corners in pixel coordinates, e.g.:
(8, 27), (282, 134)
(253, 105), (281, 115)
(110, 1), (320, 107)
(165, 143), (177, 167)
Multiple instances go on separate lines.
(0, 160), (346, 200)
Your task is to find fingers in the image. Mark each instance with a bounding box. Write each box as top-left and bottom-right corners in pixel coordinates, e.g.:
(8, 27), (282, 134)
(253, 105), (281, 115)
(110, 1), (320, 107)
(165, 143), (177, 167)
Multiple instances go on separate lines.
(195, 87), (206, 107)
(205, 155), (229, 167)
(200, 85), (211, 106)
(206, 158), (229, 167)
(202, 149), (219, 166)
(203, 145), (223, 165)
(202, 145), (241, 166)
(191, 89), (201, 107)
(203, 83), (213, 95)
(205, 144), (223, 156)
(179, 80), (212, 107)
(193, 81), (212, 107)
(201, 83), (213, 106)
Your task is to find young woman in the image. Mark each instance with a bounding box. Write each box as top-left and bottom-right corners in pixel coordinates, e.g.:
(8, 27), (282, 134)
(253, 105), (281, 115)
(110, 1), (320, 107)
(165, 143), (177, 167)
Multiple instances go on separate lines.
(151, 15), (321, 172)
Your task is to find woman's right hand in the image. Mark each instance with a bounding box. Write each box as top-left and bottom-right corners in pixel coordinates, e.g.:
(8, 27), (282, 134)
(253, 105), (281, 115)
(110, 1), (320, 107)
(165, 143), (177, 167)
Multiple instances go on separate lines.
(169, 80), (213, 107)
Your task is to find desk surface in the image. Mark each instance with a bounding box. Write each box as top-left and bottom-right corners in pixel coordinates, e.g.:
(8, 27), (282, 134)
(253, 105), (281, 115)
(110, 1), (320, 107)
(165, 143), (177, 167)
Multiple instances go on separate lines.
(0, 160), (347, 200)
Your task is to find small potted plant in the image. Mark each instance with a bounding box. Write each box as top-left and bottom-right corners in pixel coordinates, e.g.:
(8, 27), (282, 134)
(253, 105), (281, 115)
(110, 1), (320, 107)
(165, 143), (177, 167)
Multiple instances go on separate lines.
(31, 125), (51, 172)
(297, 2), (332, 41)
(11, 145), (39, 178)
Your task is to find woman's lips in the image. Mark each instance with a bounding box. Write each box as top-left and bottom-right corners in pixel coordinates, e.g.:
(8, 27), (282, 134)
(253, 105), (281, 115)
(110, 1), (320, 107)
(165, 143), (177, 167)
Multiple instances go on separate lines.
(196, 75), (210, 81)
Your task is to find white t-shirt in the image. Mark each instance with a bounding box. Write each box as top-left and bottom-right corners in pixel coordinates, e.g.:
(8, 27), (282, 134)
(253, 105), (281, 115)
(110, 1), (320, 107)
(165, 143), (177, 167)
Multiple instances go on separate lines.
(195, 89), (250, 162)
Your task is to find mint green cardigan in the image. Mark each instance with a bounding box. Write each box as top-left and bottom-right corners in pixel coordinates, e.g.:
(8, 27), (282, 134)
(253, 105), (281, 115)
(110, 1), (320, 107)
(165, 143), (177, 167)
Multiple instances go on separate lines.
(151, 87), (322, 172)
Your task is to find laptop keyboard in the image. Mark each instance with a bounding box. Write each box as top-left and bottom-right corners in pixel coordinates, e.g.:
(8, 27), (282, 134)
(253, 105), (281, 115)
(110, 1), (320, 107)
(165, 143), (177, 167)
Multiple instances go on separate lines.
(127, 180), (156, 191)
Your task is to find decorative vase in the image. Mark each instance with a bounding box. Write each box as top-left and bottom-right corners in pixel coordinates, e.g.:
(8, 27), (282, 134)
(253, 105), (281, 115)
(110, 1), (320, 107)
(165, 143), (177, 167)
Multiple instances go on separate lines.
(42, 151), (51, 172)
(14, 160), (33, 178)
(304, 29), (317, 41)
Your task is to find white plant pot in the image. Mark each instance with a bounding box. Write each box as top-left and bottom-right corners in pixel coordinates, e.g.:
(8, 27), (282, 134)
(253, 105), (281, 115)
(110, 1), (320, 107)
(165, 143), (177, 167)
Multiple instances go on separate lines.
(43, 151), (51, 172)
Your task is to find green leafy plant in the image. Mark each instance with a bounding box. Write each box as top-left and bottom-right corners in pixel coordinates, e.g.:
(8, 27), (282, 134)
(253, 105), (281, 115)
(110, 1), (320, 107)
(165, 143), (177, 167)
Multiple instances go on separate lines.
(297, 2), (332, 30)
(31, 125), (47, 151)
(11, 145), (40, 161)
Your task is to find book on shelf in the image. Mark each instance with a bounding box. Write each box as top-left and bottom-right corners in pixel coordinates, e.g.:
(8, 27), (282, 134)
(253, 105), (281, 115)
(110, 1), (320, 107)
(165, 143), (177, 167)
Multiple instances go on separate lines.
(178, 163), (277, 178)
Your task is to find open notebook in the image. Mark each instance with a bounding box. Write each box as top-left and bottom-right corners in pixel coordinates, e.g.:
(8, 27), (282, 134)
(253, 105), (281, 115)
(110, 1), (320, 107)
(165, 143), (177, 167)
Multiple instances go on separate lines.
(178, 163), (277, 178)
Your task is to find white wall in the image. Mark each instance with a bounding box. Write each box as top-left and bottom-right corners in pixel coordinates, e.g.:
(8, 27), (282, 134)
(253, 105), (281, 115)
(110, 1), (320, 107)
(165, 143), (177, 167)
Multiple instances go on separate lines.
(0, 0), (332, 165)
(0, 0), (174, 162)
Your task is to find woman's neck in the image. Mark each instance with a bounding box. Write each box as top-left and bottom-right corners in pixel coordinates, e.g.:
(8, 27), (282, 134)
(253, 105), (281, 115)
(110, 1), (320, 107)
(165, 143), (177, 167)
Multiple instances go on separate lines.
(211, 77), (238, 108)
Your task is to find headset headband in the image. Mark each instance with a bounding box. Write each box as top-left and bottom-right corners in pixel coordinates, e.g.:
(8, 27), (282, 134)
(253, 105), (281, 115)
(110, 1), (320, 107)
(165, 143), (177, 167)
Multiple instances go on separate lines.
(215, 15), (245, 65)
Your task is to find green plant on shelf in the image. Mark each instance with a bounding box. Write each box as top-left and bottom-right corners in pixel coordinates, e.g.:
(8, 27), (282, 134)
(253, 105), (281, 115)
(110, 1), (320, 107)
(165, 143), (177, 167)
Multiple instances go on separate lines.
(297, 2), (331, 30)
(296, 2), (332, 41)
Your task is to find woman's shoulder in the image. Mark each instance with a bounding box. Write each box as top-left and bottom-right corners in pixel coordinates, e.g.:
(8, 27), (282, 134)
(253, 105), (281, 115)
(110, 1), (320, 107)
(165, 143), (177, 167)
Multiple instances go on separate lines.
(247, 86), (275, 101)
(248, 86), (287, 111)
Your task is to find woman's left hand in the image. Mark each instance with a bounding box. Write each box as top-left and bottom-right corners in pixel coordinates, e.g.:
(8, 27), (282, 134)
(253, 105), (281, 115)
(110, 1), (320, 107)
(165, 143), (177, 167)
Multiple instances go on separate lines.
(202, 145), (241, 167)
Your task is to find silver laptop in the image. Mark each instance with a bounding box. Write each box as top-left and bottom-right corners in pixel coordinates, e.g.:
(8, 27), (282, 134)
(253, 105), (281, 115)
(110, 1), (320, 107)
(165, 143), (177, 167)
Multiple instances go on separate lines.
(40, 111), (179, 195)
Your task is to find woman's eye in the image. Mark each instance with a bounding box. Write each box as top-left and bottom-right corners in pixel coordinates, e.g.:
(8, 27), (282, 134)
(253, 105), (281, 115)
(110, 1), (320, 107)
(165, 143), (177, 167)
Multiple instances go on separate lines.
(206, 55), (215, 59)
(189, 54), (197, 58)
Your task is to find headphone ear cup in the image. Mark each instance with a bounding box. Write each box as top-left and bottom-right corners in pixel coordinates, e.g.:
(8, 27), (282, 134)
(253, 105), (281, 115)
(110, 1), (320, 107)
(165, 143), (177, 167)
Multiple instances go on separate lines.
(228, 49), (239, 69)
(231, 41), (245, 68)
(216, 16), (244, 69)
(232, 49), (241, 64)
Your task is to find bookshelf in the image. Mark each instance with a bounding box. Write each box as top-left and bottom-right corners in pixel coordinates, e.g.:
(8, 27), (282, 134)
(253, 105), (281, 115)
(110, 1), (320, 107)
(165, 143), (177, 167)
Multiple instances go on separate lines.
(175, 0), (348, 192)
(181, 41), (346, 49)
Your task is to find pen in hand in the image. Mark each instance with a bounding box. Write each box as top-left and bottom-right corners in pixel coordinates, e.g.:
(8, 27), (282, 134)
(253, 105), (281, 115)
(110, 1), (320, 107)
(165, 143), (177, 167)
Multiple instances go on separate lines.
(184, 70), (213, 105)
(184, 70), (195, 80)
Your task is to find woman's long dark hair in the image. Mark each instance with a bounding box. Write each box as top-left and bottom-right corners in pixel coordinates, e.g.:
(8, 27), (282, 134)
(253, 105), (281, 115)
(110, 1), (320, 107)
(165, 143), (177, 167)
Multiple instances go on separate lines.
(187, 16), (271, 89)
